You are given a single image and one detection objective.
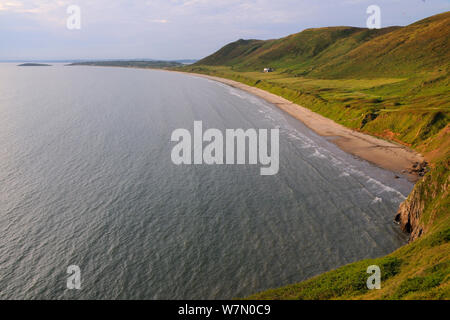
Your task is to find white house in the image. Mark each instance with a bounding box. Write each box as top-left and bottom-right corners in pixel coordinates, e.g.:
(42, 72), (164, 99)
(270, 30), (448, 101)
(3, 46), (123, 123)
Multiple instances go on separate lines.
(263, 67), (273, 73)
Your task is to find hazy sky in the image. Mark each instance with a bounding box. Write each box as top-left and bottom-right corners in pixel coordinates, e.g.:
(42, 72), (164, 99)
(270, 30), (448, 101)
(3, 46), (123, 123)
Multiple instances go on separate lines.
(1, 0), (448, 60)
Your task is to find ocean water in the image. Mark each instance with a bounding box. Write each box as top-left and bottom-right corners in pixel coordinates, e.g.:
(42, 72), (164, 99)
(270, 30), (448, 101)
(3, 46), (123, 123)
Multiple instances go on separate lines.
(0, 64), (411, 299)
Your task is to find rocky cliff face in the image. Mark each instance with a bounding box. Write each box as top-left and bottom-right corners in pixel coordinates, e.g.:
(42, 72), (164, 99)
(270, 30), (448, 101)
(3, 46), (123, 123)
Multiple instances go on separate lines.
(395, 161), (449, 242)
(395, 188), (425, 242)
(395, 162), (429, 241)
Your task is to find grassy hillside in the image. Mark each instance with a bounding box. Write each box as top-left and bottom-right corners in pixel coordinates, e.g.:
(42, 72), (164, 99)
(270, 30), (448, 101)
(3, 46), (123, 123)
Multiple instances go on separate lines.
(180, 11), (450, 299)
(196, 12), (449, 78)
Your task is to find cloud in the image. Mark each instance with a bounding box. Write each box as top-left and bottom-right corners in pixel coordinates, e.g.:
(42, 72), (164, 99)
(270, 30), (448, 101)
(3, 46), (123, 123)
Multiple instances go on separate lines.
(1, 0), (448, 60)
(0, 1), (23, 11)
(0, 0), (70, 14)
(151, 19), (168, 23)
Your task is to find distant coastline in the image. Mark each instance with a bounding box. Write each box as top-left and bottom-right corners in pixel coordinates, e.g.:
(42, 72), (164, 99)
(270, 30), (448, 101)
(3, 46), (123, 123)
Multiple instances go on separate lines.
(69, 60), (194, 69)
(18, 63), (52, 67)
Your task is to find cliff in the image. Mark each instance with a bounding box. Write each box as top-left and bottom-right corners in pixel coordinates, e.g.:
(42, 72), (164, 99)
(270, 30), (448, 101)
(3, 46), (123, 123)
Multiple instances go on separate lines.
(396, 161), (449, 241)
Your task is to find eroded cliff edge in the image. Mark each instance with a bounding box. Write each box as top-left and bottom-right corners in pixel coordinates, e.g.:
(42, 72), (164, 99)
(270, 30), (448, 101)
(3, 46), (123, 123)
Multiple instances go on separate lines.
(395, 159), (449, 242)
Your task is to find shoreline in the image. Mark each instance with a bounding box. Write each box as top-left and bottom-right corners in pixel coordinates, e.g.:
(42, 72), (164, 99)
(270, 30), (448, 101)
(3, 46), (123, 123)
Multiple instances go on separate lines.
(69, 64), (424, 182)
(175, 71), (424, 182)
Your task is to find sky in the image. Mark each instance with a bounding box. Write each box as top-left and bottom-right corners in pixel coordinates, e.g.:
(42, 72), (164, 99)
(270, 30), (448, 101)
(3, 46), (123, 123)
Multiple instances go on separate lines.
(0, 0), (449, 60)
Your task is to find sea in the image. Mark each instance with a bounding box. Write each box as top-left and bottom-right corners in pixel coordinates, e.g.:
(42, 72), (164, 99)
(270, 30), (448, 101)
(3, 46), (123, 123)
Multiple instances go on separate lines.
(0, 64), (411, 299)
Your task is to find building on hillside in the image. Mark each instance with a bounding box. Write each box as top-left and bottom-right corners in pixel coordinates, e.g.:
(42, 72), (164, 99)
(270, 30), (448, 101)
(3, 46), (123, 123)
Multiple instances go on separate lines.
(263, 67), (273, 73)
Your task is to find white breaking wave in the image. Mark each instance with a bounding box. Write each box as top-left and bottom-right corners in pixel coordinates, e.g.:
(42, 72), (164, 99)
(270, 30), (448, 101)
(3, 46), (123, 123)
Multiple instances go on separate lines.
(310, 149), (327, 159)
(281, 118), (408, 202)
(217, 79), (408, 203)
(372, 197), (383, 204)
(227, 87), (266, 107)
(366, 178), (407, 200)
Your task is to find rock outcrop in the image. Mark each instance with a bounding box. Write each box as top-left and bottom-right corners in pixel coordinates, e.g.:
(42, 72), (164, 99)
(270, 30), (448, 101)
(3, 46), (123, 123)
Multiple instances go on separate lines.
(395, 190), (424, 242)
(395, 161), (449, 242)
(395, 162), (429, 241)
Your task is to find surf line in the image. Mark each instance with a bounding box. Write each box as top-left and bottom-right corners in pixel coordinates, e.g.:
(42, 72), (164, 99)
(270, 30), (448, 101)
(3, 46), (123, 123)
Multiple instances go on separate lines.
(171, 121), (279, 175)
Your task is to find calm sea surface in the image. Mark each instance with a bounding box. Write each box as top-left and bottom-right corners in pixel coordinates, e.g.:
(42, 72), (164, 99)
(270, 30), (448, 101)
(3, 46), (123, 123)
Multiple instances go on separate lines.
(0, 64), (411, 299)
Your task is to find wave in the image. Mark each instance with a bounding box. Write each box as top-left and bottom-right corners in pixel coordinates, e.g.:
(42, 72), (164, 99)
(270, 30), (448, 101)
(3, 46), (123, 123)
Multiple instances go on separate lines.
(216, 79), (409, 204)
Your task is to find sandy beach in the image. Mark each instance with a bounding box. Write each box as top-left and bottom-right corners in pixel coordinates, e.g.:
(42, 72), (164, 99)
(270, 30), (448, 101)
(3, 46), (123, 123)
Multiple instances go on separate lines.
(184, 72), (424, 182)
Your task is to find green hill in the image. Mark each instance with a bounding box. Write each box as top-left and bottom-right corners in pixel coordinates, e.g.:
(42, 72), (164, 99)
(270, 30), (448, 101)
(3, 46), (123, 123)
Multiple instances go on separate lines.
(181, 11), (450, 299)
(196, 11), (449, 78)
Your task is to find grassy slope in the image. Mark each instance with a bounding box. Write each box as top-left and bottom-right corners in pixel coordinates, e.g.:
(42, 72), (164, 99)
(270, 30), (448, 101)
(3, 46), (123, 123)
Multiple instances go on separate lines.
(179, 12), (450, 299)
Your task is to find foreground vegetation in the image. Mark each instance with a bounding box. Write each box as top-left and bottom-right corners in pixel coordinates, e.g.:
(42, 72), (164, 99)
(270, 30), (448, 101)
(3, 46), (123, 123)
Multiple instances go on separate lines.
(179, 12), (450, 299)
